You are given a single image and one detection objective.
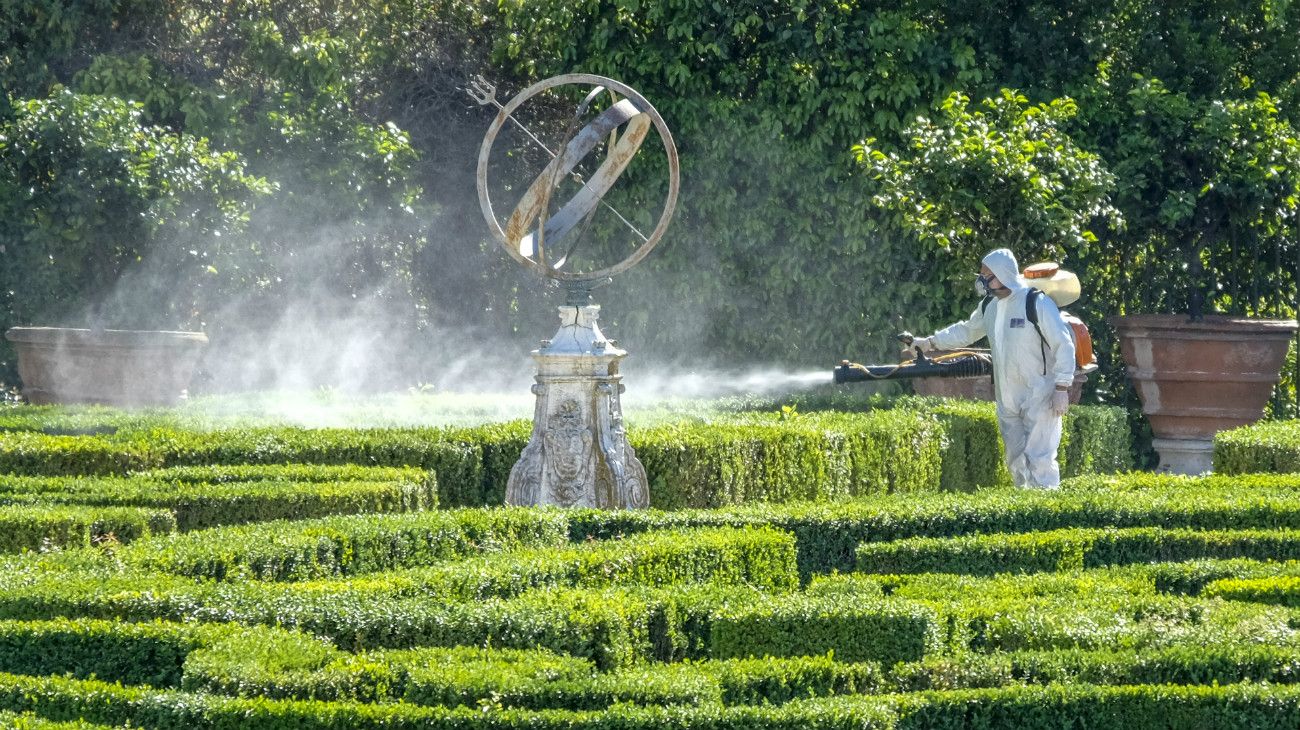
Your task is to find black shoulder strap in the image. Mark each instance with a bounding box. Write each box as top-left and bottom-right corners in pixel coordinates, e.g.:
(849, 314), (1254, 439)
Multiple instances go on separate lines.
(979, 295), (994, 316)
(1026, 288), (1047, 375)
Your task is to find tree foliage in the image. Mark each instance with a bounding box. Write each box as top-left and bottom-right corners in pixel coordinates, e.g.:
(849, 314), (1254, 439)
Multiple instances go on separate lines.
(1, 0), (1299, 402)
(855, 90), (1122, 258)
(0, 90), (269, 329)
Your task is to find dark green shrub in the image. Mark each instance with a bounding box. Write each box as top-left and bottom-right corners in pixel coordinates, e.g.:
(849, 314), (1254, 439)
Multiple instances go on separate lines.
(0, 505), (174, 552)
(0, 475), (437, 532)
(855, 526), (1300, 576)
(123, 507), (566, 581)
(0, 709), (124, 729)
(1204, 575), (1300, 606)
(890, 644), (1300, 691)
(1215, 421), (1300, 474)
(705, 655), (883, 706)
(0, 433), (160, 476)
(708, 594), (942, 664)
(929, 401), (1009, 490)
(574, 474), (1300, 577)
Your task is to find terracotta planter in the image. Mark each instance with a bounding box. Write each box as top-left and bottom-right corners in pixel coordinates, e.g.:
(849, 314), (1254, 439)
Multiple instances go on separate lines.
(908, 348), (1089, 404)
(1109, 314), (1297, 474)
(5, 327), (208, 407)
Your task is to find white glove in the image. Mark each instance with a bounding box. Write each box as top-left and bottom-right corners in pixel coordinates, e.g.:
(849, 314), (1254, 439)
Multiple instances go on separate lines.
(1050, 389), (1069, 417)
(911, 336), (934, 352)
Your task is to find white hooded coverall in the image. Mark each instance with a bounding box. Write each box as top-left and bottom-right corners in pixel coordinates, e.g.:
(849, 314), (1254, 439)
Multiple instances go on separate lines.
(925, 249), (1076, 488)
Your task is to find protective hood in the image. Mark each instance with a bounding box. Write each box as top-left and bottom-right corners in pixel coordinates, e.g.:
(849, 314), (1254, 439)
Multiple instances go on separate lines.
(982, 248), (1027, 292)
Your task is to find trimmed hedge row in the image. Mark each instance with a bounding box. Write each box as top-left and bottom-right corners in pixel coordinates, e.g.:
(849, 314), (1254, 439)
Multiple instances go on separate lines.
(125, 523), (795, 590)
(139, 463), (435, 485)
(0, 710), (124, 729)
(0, 475), (437, 533)
(854, 526), (1300, 576)
(0, 670), (879, 729)
(892, 644), (1300, 692)
(808, 571), (1155, 603)
(0, 428), (486, 505)
(803, 570), (1300, 654)
(0, 565), (933, 668)
(1215, 419), (1300, 474)
(927, 401), (1007, 491)
(949, 592), (1298, 654)
(0, 403), (1131, 502)
(0, 504), (175, 553)
(9, 616), (1300, 712)
(812, 557), (1300, 601)
(6, 672), (1300, 729)
(707, 593), (941, 664)
(632, 412), (945, 508)
(185, 635), (881, 710)
(0, 618), (281, 688)
(124, 507), (570, 581)
(1204, 575), (1300, 606)
(0, 432), (160, 476)
(571, 474), (1300, 578)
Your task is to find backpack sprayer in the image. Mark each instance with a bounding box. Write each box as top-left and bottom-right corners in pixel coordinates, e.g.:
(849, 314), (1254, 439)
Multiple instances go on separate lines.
(833, 262), (1095, 386)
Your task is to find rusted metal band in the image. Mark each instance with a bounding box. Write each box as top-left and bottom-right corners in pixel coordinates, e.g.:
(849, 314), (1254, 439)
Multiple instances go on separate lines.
(505, 98), (650, 258)
(476, 73), (679, 282)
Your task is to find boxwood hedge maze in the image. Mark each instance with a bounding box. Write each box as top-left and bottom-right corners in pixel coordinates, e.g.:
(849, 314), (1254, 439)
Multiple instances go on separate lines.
(3, 398), (1300, 728)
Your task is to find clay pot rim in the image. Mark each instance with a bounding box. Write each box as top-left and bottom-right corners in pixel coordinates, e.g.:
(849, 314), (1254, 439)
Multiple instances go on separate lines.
(5, 327), (209, 346)
(1108, 313), (1298, 335)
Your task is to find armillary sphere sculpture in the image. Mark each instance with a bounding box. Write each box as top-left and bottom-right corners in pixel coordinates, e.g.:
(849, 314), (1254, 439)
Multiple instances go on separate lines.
(468, 73), (679, 509)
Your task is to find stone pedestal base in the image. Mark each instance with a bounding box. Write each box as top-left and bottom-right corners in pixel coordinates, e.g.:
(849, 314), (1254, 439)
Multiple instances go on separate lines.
(1152, 437), (1215, 475)
(505, 305), (648, 509)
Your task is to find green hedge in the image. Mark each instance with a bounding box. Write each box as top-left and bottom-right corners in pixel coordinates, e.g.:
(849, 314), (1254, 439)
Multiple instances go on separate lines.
(0, 710), (125, 729)
(7, 618), (1300, 718)
(373, 526), (798, 600)
(138, 463), (435, 485)
(855, 526), (1300, 576)
(1216, 420), (1300, 474)
(0, 402), (1131, 503)
(1204, 575), (1300, 606)
(149, 428), (487, 505)
(928, 401), (1008, 491)
(0, 535), (796, 666)
(123, 507), (569, 581)
(890, 644), (1300, 692)
(0, 577), (911, 670)
(0, 475), (437, 532)
(884, 683), (1300, 729)
(0, 432), (161, 476)
(7, 671), (1300, 729)
(707, 593), (942, 665)
(957, 593), (1295, 654)
(571, 474), (1300, 578)
(125, 521), (793, 590)
(185, 637), (713, 710)
(186, 633), (881, 709)
(806, 568), (1299, 654)
(0, 670), (888, 729)
(0, 504), (175, 552)
(0, 618), (269, 688)
(633, 411), (946, 507)
(1059, 406), (1134, 479)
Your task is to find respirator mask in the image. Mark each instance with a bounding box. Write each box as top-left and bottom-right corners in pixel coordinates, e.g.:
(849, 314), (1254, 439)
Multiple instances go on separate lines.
(975, 273), (997, 297)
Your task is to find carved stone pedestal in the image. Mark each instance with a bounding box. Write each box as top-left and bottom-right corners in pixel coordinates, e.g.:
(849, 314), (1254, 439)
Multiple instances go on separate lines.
(506, 305), (649, 509)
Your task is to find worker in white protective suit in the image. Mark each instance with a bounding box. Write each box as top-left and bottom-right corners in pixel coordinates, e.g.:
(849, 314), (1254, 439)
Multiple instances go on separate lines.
(905, 249), (1076, 488)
